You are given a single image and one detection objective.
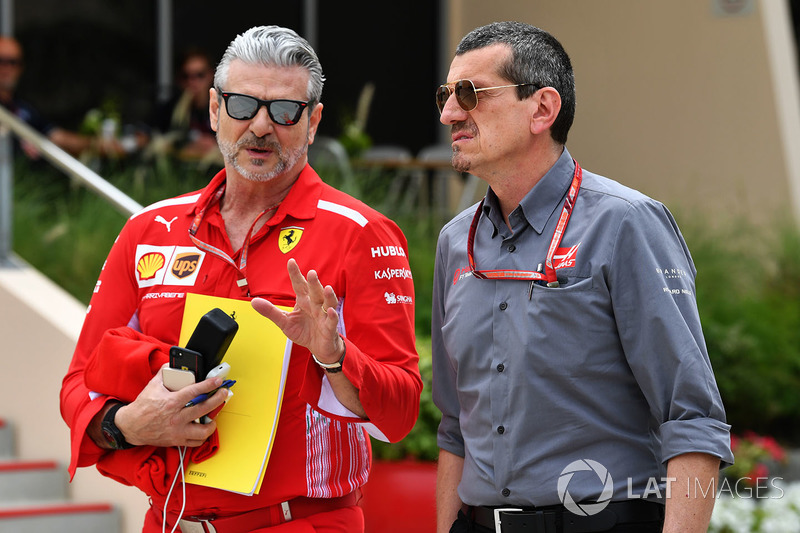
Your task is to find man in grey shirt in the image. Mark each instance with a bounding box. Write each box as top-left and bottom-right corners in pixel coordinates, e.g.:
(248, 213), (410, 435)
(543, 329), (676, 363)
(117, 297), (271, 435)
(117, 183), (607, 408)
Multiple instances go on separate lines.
(432, 21), (733, 533)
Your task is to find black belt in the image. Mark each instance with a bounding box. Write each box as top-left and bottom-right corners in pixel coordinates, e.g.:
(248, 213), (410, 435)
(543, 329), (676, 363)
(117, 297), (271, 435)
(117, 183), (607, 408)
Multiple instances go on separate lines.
(466, 500), (664, 533)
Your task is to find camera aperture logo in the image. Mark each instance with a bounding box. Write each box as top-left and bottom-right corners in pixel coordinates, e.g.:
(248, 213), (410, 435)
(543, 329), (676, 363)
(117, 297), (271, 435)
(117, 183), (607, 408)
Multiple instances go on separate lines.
(557, 459), (614, 516)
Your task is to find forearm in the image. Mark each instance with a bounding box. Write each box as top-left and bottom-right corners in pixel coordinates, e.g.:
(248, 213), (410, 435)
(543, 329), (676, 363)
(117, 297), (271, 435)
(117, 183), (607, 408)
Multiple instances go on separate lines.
(61, 381), (111, 475)
(86, 400), (118, 449)
(48, 128), (92, 156)
(334, 337), (421, 440)
(663, 452), (720, 533)
(322, 340), (367, 418)
(437, 448), (464, 533)
(301, 332), (422, 441)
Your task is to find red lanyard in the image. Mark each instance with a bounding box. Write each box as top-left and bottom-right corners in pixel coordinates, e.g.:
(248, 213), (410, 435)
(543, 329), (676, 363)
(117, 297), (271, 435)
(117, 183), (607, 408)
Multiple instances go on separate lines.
(188, 182), (277, 295)
(467, 160), (582, 288)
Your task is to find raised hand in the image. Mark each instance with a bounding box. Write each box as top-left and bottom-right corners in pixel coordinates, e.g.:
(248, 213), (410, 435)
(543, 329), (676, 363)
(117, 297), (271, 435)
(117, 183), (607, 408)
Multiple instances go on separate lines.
(251, 258), (344, 364)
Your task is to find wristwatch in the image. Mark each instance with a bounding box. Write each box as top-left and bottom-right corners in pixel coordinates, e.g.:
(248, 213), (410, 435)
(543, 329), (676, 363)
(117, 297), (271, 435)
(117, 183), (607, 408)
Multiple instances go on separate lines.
(312, 343), (346, 374)
(101, 402), (135, 450)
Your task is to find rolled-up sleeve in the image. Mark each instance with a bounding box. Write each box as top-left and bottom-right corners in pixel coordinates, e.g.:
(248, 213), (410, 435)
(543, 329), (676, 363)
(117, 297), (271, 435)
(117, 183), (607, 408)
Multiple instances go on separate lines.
(610, 200), (733, 467)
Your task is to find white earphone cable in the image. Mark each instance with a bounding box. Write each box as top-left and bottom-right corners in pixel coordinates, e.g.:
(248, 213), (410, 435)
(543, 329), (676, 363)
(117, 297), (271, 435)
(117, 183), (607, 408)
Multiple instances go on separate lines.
(163, 446), (188, 533)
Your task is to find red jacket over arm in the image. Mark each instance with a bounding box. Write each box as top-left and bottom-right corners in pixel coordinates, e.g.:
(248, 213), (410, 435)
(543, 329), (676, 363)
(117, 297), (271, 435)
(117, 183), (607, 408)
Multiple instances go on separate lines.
(60, 165), (422, 516)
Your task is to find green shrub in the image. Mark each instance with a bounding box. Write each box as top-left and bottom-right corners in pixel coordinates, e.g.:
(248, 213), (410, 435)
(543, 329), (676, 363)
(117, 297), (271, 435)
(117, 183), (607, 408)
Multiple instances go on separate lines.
(680, 214), (800, 444)
(12, 155), (800, 457)
(371, 338), (440, 462)
(12, 157), (222, 304)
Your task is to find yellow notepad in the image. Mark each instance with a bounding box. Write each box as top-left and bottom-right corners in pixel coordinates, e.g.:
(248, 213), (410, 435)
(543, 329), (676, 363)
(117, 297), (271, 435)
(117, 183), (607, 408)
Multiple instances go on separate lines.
(180, 293), (292, 495)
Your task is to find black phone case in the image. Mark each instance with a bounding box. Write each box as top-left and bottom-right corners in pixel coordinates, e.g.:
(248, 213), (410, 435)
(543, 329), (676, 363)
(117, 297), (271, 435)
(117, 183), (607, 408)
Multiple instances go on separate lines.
(184, 307), (239, 378)
(169, 345), (202, 378)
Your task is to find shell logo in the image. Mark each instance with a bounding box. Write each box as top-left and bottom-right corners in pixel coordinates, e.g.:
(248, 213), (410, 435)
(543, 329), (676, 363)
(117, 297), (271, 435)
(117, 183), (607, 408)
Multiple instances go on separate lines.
(137, 252), (166, 280)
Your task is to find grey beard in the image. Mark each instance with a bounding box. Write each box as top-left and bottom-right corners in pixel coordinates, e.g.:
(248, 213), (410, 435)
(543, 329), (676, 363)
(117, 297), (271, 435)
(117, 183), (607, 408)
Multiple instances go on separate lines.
(218, 137), (306, 182)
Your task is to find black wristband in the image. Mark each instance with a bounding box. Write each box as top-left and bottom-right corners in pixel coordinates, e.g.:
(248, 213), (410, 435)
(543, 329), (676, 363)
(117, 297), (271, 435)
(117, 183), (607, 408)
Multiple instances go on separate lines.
(101, 402), (135, 450)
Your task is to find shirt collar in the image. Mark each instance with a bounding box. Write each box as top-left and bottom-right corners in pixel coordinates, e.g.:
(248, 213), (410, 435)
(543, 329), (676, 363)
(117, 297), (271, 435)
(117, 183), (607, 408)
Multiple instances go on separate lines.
(186, 163), (324, 226)
(483, 147), (576, 236)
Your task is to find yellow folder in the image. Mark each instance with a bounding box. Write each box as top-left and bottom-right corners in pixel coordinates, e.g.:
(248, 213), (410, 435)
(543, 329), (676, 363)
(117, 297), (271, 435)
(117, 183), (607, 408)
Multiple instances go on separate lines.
(179, 293), (291, 495)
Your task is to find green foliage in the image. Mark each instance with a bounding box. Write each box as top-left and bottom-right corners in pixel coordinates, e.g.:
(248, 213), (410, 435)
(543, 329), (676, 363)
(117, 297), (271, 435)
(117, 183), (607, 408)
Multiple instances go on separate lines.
(14, 153), (800, 460)
(371, 339), (440, 462)
(338, 122), (372, 159)
(724, 432), (787, 483)
(680, 214), (800, 444)
(12, 157), (215, 304)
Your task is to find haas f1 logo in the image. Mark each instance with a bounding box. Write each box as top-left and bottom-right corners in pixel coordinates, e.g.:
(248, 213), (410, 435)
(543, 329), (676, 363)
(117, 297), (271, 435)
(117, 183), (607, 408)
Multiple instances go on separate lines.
(553, 243), (581, 270)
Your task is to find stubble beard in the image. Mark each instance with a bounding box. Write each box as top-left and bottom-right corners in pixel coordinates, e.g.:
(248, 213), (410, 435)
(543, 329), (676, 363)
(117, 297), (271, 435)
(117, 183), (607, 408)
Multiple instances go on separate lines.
(218, 134), (306, 183)
(451, 146), (471, 173)
(450, 123), (475, 173)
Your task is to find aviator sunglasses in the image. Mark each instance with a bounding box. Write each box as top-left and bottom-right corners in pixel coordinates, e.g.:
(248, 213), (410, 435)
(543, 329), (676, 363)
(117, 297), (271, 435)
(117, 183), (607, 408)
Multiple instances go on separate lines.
(435, 79), (539, 113)
(217, 89), (309, 126)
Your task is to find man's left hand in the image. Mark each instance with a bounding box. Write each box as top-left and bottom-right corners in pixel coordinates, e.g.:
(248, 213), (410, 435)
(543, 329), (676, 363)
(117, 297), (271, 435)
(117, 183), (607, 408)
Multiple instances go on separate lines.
(251, 258), (344, 364)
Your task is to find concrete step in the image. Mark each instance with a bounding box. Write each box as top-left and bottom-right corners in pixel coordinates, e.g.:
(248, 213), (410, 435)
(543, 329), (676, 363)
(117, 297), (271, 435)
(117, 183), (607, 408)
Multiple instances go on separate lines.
(0, 460), (67, 502)
(0, 421), (120, 532)
(0, 502), (119, 533)
(0, 420), (14, 459)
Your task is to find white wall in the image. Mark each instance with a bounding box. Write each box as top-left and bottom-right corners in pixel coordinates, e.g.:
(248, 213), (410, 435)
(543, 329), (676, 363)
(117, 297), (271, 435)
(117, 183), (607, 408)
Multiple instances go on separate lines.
(446, 0), (800, 226)
(0, 261), (148, 533)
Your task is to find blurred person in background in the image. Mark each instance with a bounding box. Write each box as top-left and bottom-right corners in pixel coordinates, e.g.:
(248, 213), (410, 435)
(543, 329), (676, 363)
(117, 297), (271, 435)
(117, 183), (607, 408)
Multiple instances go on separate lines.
(153, 47), (221, 163)
(0, 35), (118, 158)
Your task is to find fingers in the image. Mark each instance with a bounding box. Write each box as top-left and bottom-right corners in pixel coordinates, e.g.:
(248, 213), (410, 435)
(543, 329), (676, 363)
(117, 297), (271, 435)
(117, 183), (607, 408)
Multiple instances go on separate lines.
(182, 418), (218, 447)
(251, 297), (284, 324)
(322, 285), (339, 313)
(287, 258), (338, 313)
(305, 269), (326, 307)
(168, 382), (227, 446)
(122, 367), (229, 448)
(182, 385), (229, 419)
(180, 386), (231, 446)
(252, 259), (340, 357)
(285, 258), (309, 301)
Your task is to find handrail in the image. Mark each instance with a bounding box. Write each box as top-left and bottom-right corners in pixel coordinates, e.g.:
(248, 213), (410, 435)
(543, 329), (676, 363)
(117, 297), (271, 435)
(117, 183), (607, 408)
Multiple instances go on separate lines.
(0, 104), (143, 215)
(0, 104), (142, 264)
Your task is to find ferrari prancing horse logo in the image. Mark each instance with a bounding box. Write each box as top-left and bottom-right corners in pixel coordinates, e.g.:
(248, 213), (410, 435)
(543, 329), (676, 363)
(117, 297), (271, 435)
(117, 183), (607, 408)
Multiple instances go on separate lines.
(279, 226), (304, 253)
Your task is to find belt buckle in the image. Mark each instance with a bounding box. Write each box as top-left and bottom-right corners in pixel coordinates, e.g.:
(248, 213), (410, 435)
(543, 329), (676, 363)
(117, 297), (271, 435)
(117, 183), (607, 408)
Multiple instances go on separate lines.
(493, 507), (523, 533)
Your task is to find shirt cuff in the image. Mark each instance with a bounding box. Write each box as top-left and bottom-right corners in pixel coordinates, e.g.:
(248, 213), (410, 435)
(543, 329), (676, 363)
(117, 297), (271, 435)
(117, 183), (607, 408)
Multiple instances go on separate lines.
(660, 418), (734, 468)
(317, 376), (389, 441)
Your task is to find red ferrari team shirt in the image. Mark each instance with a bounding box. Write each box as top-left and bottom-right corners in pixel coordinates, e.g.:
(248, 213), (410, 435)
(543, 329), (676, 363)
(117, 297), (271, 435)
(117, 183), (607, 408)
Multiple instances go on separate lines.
(60, 165), (422, 517)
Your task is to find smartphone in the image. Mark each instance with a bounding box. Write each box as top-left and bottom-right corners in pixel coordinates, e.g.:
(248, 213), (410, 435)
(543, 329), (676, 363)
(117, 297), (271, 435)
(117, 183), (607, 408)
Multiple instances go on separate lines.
(169, 346), (203, 380)
(162, 367), (196, 392)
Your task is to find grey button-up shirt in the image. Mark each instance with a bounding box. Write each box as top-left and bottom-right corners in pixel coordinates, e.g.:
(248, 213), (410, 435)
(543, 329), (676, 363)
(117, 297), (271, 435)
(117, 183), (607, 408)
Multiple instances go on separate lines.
(432, 148), (733, 507)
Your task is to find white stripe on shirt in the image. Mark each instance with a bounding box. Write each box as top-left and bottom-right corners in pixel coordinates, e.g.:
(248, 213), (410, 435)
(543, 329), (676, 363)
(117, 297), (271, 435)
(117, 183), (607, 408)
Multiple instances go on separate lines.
(317, 200), (368, 227)
(130, 194), (202, 220)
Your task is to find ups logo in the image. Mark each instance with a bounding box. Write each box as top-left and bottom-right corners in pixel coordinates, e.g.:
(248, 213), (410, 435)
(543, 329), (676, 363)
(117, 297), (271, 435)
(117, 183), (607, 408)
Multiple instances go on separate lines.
(171, 253), (200, 279)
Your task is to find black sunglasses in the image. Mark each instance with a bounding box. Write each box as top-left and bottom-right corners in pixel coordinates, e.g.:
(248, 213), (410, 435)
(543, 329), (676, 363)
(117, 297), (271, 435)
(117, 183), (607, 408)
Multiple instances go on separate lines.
(435, 79), (539, 113)
(217, 90), (309, 126)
